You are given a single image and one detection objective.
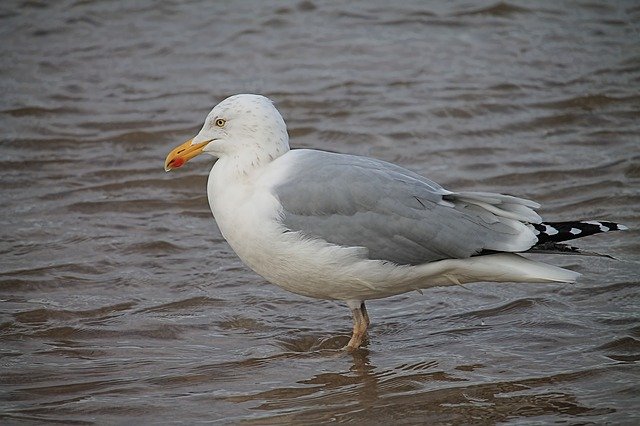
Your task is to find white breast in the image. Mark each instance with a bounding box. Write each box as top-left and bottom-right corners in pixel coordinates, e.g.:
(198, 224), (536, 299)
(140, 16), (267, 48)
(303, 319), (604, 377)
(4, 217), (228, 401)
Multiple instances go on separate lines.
(206, 156), (283, 268)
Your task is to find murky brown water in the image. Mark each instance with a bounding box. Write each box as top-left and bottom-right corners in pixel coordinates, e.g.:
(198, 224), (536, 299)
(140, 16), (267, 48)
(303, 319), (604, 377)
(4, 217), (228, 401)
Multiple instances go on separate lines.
(2, 0), (639, 423)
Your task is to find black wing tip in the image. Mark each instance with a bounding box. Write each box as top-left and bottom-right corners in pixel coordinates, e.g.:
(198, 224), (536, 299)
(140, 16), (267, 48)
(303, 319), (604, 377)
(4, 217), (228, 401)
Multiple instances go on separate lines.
(532, 220), (628, 245)
(580, 221), (628, 231)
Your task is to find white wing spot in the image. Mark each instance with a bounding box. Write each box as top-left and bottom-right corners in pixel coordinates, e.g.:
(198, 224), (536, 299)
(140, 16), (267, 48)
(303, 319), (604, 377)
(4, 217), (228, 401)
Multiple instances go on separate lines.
(599, 225), (609, 232)
(570, 228), (581, 235)
(544, 224), (559, 235)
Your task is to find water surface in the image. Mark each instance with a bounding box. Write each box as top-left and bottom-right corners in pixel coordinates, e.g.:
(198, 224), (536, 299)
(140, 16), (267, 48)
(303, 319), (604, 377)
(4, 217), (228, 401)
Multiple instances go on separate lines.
(1, 0), (639, 423)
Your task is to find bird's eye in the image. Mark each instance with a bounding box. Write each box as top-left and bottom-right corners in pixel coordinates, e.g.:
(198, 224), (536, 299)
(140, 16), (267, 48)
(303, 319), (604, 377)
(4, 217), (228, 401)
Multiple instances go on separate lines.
(215, 118), (226, 127)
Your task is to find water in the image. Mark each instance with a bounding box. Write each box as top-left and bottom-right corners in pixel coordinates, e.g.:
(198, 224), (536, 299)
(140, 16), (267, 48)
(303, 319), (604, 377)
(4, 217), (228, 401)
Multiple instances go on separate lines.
(1, 0), (639, 423)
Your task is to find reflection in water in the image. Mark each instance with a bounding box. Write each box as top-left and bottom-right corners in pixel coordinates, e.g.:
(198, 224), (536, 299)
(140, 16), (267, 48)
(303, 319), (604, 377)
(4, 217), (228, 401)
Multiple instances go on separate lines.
(225, 344), (615, 424)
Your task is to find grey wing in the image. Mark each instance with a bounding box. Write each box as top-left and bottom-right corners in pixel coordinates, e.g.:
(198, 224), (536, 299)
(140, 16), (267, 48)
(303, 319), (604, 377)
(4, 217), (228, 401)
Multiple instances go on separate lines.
(272, 150), (540, 265)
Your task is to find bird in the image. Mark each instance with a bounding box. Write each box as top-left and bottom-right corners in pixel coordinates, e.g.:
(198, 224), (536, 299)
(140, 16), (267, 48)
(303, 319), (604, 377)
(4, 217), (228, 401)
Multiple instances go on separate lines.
(164, 94), (626, 350)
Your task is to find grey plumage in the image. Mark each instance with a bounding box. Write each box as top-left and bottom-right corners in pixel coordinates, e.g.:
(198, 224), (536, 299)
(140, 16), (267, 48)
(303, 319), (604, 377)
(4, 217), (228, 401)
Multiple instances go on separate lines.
(272, 150), (539, 266)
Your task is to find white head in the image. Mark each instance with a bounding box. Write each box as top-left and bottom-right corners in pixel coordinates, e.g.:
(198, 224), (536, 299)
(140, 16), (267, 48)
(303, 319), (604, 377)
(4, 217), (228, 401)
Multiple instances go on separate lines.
(165, 94), (290, 172)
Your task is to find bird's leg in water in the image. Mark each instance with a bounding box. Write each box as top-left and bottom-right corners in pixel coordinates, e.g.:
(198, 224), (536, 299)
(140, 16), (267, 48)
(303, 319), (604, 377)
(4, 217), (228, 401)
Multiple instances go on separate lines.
(346, 301), (369, 349)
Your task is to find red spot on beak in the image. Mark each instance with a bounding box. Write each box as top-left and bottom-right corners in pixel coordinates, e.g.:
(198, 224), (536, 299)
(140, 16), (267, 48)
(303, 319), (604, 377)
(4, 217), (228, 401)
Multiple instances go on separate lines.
(172, 157), (185, 168)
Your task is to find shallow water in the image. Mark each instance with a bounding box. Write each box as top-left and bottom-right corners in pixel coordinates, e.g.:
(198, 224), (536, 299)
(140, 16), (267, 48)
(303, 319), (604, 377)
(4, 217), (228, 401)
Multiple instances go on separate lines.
(1, 0), (639, 423)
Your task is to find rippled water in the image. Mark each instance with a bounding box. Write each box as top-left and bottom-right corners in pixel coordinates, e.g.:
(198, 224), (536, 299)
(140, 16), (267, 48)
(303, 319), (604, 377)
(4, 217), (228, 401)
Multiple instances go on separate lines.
(2, 0), (639, 423)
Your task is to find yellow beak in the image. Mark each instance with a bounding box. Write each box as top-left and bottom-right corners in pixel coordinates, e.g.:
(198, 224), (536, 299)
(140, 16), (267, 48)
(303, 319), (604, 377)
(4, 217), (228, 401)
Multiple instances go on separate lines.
(164, 138), (212, 172)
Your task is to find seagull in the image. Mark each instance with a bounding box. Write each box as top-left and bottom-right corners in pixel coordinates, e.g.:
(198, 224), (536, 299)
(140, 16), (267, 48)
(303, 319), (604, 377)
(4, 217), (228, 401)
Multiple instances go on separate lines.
(164, 94), (626, 350)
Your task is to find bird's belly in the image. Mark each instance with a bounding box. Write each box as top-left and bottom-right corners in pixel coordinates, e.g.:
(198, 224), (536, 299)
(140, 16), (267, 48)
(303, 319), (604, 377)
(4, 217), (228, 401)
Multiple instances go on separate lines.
(216, 210), (345, 299)
(210, 194), (399, 301)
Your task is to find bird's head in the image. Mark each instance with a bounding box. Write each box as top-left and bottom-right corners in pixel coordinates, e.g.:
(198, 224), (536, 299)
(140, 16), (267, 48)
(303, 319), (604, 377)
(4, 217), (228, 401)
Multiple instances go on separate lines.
(164, 94), (290, 172)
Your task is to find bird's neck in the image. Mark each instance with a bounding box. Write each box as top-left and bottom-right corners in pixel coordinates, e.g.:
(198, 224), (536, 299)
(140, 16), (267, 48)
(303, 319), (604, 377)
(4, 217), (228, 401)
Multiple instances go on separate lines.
(219, 144), (289, 181)
(207, 145), (287, 231)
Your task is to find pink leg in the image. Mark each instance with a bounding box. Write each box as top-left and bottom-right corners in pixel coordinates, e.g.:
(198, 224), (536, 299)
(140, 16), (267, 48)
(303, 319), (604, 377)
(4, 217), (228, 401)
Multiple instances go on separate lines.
(346, 301), (369, 350)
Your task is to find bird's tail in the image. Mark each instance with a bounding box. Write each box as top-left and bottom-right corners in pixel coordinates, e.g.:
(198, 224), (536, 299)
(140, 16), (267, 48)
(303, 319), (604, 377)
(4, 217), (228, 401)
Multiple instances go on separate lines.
(399, 220), (626, 293)
(412, 253), (581, 289)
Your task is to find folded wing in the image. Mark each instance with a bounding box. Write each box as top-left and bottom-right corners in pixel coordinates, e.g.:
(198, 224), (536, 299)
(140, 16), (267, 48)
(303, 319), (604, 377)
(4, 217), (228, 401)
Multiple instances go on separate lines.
(272, 150), (541, 266)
